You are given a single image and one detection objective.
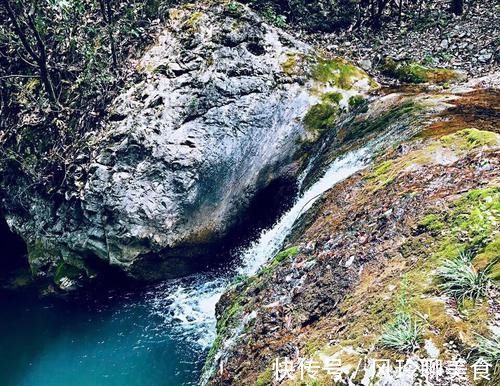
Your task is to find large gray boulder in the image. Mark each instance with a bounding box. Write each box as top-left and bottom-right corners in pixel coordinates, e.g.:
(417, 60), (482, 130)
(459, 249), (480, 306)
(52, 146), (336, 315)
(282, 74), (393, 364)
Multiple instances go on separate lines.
(2, 3), (373, 287)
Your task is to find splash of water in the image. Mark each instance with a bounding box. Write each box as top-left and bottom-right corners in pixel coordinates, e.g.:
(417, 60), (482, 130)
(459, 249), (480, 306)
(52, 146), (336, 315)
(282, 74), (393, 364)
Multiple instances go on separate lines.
(146, 142), (375, 352)
(238, 145), (372, 277)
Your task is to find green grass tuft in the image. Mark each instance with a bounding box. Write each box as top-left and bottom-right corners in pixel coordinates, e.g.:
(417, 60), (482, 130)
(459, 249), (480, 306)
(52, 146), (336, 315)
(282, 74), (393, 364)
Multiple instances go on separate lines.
(474, 333), (500, 363)
(437, 251), (491, 303)
(379, 312), (423, 352)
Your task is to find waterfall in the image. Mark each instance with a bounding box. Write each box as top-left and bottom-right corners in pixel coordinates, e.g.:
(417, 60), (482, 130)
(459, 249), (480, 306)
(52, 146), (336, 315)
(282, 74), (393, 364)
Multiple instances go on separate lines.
(146, 139), (380, 355)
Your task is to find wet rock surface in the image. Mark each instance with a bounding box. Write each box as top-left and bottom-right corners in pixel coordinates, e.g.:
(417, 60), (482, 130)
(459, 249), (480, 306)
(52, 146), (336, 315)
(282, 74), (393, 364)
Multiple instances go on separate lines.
(205, 82), (500, 385)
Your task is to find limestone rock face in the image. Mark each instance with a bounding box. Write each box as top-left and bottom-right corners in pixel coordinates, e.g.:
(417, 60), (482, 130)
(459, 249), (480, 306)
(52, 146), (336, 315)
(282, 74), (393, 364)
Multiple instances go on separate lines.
(2, 4), (329, 283)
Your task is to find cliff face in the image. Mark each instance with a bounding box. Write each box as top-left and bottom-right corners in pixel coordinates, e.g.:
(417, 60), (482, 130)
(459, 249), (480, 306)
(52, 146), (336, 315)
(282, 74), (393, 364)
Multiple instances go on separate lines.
(205, 79), (500, 385)
(0, 3), (374, 289)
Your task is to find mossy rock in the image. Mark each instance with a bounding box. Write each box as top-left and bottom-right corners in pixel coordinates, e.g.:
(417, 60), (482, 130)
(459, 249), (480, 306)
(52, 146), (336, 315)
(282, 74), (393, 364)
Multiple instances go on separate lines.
(381, 57), (460, 84)
(303, 101), (340, 133)
(273, 246), (299, 265)
(312, 57), (373, 89)
(441, 128), (499, 150)
(418, 213), (445, 233)
(348, 94), (366, 109)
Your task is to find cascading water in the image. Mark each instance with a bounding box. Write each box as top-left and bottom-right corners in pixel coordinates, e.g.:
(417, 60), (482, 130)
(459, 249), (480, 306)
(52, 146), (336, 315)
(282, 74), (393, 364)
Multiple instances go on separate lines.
(0, 134), (399, 386)
(146, 138), (382, 366)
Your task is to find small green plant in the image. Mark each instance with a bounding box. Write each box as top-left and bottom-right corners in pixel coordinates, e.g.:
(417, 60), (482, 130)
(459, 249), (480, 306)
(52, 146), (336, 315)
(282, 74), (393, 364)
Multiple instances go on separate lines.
(226, 2), (242, 15)
(474, 333), (500, 362)
(437, 250), (491, 303)
(380, 312), (423, 352)
(261, 6), (287, 27)
(380, 278), (423, 352)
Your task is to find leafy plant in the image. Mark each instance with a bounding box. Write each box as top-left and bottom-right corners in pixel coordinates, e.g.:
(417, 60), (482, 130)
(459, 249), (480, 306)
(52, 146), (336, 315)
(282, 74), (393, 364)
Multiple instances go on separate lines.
(261, 5), (286, 27)
(0, 0), (161, 192)
(437, 250), (491, 303)
(226, 1), (242, 15)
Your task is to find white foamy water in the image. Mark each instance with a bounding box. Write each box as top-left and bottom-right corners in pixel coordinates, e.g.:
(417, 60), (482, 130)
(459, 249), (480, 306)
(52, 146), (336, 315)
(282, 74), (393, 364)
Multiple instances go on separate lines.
(238, 145), (372, 276)
(146, 142), (375, 350)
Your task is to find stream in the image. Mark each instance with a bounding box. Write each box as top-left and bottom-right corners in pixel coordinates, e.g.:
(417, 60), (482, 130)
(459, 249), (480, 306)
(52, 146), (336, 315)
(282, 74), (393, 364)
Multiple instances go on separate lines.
(0, 138), (383, 386)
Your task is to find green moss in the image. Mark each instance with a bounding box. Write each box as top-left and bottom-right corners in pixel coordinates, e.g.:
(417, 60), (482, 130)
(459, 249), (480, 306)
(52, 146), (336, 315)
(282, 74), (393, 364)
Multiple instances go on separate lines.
(448, 187), (499, 249)
(381, 58), (459, 84)
(418, 214), (445, 232)
(321, 91), (343, 104)
(366, 160), (395, 190)
(281, 54), (301, 76)
(54, 262), (83, 283)
(441, 128), (499, 150)
(204, 334), (223, 374)
(303, 102), (340, 133)
(474, 237), (500, 281)
(365, 128), (497, 194)
(312, 58), (368, 89)
(204, 293), (245, 369)
(273, 246), (299, 264)
(254, 365), (273, 386)
(348, 95), (366, 109)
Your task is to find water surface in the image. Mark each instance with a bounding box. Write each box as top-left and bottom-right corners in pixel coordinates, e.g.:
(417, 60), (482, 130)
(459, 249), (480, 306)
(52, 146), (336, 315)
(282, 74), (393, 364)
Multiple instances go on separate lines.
(0, 139), (381, 386)
(0, 288), (204, 386)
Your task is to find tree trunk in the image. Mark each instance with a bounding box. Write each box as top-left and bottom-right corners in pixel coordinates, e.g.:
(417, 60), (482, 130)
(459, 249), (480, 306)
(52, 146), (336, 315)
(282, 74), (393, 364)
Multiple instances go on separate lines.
(99, 0), (118, 68)
(0, 0), (58, 104)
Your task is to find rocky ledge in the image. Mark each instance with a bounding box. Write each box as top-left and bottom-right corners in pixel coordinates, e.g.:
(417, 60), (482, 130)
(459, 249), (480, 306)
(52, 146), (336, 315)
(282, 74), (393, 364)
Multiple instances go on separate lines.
(0, 3), (375, 289)
(204, 77), (499, 385)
